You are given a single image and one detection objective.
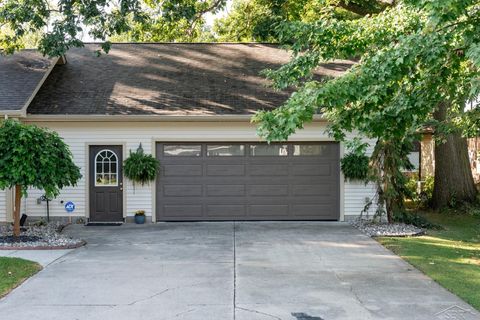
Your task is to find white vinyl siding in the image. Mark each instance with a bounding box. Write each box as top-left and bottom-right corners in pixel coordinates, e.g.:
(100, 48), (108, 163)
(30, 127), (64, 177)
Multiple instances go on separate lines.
(0, 120), (378, 222)
(0, 190), (6, 222)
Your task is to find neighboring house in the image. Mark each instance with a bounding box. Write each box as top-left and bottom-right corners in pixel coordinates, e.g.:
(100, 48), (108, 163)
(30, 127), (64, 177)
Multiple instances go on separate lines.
(416, 133), (480, 184)
(467, 138), (480, 183)
(0, 43), (376, 223)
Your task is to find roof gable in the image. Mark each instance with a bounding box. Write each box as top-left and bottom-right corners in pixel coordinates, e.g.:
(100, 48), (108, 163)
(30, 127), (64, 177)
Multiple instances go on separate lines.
(0, 51), (56, 115)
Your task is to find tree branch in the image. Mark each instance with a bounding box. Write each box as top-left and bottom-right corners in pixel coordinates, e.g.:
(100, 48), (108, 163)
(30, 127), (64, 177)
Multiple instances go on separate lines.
(336, 0), (395, 16)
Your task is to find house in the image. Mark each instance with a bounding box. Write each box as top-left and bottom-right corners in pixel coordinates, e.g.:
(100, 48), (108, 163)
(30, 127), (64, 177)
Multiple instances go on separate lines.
(0, 43), (376, 223)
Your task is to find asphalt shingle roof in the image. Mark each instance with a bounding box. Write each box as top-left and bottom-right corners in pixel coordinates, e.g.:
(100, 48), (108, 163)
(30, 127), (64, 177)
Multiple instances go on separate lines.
(25, 43), (354, 116)
(0, 51), (54, 112)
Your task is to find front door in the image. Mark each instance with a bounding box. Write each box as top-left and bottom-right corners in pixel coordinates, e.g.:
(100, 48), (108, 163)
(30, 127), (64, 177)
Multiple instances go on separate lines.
(89, 145), (123, 222)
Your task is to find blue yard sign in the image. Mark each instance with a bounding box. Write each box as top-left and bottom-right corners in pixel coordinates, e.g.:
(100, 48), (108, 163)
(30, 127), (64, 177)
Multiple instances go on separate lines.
(65, 201), (76, 213)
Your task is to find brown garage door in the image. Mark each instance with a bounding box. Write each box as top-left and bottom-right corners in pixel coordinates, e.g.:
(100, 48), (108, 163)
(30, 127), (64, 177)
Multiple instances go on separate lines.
(155, 142), (340, 221)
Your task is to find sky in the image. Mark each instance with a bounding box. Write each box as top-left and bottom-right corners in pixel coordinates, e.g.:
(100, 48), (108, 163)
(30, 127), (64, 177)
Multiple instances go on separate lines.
(205, 0), (233, 27)
(80, 0), (233, 42)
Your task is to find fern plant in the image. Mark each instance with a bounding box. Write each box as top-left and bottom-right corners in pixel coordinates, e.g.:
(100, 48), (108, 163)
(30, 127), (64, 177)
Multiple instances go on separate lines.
(340, 139), (370, 182)
(123, 144), (160, 186)
(341, 152), (370, 181)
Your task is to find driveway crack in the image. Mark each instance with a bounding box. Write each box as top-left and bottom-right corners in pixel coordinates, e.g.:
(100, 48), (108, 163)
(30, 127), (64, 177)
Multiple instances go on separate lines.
(128, 288), (169, 305)
(236, 306), (282, 320)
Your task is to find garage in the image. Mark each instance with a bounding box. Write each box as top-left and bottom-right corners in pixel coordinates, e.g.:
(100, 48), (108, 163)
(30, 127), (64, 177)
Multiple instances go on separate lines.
(155, 142), (340, 221)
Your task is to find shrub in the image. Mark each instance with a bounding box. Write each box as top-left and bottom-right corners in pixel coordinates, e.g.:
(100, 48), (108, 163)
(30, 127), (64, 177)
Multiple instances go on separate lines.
(405, 174), (434, 208)
(393, 211), (439, 229)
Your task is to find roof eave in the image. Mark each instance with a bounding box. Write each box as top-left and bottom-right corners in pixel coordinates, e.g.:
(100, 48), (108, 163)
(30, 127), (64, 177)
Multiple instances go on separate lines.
(23, 114), (328, 122)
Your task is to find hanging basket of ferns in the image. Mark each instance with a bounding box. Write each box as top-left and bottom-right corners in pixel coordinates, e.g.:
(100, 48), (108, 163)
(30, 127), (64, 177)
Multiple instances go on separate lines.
(123, 144), (160, 186)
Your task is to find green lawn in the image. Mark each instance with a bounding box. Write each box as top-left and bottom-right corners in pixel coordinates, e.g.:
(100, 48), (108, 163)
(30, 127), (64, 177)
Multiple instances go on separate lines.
(378, 212), (480, 310)
(0, 257), (42, 298)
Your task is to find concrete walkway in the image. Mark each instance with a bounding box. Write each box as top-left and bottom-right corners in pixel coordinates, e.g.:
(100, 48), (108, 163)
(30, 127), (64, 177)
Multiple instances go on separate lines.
(0, 249), (72, 267)
(0, 222), (477, 320)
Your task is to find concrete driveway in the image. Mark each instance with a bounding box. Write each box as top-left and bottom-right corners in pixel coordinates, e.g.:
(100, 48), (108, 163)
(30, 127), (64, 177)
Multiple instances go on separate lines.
(0, 222), (478, 320)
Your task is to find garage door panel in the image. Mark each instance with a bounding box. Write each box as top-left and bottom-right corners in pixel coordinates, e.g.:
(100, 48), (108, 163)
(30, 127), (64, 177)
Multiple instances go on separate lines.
(156, 142), (340, 221)
(249, 185), (289, 196)
(293, 184), (334, 196)
(207, 164), (245, 176)
(163, 205), (203, 218)
(207, 205), (246, 217)
(164, 164), (203, 176)
(292, 164), (332, 176)
(293, 204), (335, 217)
(249, 204), (289, 216)
(163, 185), (203, 196)
(291, 196), (337, 204)
(249, 164), (289, 176)
(207, 185), (246, 196)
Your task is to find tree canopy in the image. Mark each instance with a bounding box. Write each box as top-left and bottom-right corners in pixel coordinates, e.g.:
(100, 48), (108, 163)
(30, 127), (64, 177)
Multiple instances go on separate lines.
(252, 0), (480, 217)
(0, 0), (398, 53)
(0, 0), (226, 55)
(0, 120), (81, 197)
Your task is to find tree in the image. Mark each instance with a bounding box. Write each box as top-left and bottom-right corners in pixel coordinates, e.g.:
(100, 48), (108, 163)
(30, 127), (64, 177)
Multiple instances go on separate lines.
(253, 1), (480, 217)
(212, 0), (360, 42)
(0, 120), (81, 236)
(0, 0), (226, 56)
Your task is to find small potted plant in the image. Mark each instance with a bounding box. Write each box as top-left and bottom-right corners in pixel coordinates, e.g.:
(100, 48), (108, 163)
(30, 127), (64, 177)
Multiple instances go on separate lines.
(134, 210), (146, 224)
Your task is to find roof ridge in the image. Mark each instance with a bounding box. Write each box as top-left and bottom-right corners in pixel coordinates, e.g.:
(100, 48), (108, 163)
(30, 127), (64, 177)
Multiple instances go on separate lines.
(82, 42), (281, 45)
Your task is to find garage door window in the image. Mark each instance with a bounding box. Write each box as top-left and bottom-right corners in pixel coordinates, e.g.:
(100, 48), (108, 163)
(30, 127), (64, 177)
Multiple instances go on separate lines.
(207, 145), (245, 156)
(293, 144), (328, 156)
(250, 144), (288, 156)
(164, 145), (201, 157)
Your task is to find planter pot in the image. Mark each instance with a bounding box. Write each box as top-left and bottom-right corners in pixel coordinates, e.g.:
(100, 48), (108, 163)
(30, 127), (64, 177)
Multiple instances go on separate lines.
(134, 215), (146, 224)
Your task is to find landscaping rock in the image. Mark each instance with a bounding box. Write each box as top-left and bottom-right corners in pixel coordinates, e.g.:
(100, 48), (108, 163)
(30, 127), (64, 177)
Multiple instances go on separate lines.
(350, 219), (425, 237)
(0, 222), (85, 249)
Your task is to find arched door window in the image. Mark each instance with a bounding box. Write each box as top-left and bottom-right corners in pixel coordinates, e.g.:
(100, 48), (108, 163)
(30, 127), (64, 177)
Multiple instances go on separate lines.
(95, 150), (118, 186)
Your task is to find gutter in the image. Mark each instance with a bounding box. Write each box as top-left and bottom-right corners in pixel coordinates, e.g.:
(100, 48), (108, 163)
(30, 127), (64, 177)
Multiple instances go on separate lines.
(23, 114), (328, 123)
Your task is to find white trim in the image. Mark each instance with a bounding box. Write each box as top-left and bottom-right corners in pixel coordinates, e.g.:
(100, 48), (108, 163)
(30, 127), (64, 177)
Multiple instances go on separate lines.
(23, 114), (328, 123)
(339, 142), (345, 222)
(151, 138), (157, 223)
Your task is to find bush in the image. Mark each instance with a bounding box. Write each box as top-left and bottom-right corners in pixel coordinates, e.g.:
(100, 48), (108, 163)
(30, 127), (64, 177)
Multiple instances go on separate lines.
(405, 174), (434, 208)
(393, 211), (440, 229)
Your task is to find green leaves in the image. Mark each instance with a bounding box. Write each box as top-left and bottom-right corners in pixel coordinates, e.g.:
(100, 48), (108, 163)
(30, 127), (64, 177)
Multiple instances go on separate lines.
(1, 0), (148, 56)
(123, 146), (159, 186)
(0, 120), (81, 197)
(254, 0), (480, 220)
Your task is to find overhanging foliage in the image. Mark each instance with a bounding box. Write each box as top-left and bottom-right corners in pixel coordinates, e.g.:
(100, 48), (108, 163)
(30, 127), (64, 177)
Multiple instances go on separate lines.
(0, 120), (81, 197)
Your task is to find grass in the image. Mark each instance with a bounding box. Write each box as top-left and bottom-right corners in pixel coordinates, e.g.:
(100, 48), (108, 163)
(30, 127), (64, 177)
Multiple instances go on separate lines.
(0, 257), (42, 298)
(378, 211), (480, 311)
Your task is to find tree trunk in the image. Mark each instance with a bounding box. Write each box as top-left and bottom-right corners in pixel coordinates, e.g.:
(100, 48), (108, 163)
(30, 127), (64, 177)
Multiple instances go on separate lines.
(432, 102), (477, 208)
(13, 185), (22, 237)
